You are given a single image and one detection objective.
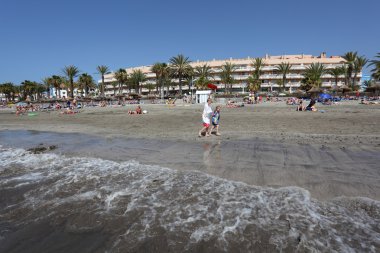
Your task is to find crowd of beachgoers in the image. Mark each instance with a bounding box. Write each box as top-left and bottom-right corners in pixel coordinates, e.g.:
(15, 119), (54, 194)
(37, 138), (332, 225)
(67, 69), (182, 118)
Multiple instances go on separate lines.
(1, 94), (379, 115)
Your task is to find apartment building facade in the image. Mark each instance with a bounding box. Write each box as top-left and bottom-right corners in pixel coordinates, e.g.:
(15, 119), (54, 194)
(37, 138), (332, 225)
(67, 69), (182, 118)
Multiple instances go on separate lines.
(101, 53), (359, 96)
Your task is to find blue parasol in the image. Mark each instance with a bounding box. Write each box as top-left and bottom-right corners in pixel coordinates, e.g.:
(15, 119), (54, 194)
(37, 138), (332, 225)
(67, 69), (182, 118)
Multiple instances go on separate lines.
(319, 93), (332, 100)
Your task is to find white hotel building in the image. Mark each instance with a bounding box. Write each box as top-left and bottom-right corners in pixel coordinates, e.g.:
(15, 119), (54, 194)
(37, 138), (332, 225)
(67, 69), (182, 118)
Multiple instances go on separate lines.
(102, 52), (359, 96)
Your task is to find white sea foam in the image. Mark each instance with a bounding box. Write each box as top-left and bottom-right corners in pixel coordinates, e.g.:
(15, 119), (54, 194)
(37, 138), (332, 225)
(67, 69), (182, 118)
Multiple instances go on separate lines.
(0, 146), (379, 252)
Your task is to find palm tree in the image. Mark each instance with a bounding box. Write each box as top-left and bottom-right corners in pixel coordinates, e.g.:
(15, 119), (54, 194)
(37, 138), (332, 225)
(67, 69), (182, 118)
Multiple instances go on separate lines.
(151, 62), (170, 97)
(129, 69), (147, 94)
(194, 64), (213, 90)
(96, 65), (109, 97)
(0, 82), (16, 101)
(169, 54), (192, 95)
(162, 70), (172, 96)
(247, 76), (261, 93)
(144, 83), (155, 94)
(327, 67), (344, 87)
(114, 68), (128, 94)
(42, 77), (52, 98)
(50, 75), (64, 98)
(342, 51), (357, 87)
(111, 81), (118, 96)
(184, 69), (195, 91)
(219, 62), (236, 94)
(369, 53), (380, 81)
(35, 82), (46, 100)
(151, 63), (161, 94)
(78, 73), (95, 97)
(302, 63), (327, 88)
(362, 80), (372, 89)
(62, 65), (80, 98)
(252, 58), (265, 79)
(20, 80), (38, 100)
(275, 62), (291, 92)
(338, 65), (349, 86)
(248, 58), (265, 93)
(352, 56), (368, 88)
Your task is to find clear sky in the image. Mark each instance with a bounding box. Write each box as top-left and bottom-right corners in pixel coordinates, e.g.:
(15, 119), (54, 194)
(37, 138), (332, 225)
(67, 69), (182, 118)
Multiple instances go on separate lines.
(0, 0), (379, 84)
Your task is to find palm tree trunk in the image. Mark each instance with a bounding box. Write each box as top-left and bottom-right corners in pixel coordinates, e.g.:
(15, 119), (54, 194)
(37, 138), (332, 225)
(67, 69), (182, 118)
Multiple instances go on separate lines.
(70, 79), (74, 98)
(156, 75), (159, 93)
(157, 78), (164, 97)
(179, 74), (182, 95)
(101, 76), (105, 97)
(353, 74), (357, 89)
(347, 69), (352, 87)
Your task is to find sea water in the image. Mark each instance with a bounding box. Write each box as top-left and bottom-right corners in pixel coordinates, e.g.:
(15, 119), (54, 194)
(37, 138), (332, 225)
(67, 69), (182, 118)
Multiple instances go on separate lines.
(0, 146), (379, 252)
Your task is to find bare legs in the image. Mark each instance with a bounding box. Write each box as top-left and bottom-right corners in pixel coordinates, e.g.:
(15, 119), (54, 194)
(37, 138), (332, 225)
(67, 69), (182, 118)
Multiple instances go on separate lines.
(198, 126), (210, 137)
(210, 125), (221, 136)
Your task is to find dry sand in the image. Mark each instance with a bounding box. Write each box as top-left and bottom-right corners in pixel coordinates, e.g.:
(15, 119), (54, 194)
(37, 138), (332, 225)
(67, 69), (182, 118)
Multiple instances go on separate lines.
(0, 101), (379, 200)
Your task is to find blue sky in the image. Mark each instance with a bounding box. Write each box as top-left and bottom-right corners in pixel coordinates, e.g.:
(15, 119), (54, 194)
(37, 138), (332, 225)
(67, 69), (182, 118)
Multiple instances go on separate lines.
(0, 0), (379, 84)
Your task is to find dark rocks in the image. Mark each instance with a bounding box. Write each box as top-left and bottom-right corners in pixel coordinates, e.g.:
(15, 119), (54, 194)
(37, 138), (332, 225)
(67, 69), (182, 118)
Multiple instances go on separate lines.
(27, 145), (57, 154)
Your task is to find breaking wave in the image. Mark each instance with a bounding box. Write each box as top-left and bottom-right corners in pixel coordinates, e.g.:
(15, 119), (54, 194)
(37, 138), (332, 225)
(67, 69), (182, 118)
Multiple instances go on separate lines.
(0, 146), (379, 252)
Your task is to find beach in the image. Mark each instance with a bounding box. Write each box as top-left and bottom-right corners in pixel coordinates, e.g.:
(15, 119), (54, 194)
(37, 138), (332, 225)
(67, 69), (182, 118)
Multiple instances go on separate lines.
(1, 101), (380, 252)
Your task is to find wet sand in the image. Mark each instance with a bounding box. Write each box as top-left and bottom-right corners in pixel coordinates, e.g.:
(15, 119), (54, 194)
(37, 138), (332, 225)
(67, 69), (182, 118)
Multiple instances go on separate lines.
(0, 101), (379, 201)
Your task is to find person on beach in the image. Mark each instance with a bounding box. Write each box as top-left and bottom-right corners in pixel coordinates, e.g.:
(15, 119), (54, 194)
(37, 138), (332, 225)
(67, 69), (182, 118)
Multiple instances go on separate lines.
(296, 100), (305, 111)
(198, 98), (213, 137)
(306, 99), (317, 111)
(128, 105), (142, 115)
(210, 105), (221, 136)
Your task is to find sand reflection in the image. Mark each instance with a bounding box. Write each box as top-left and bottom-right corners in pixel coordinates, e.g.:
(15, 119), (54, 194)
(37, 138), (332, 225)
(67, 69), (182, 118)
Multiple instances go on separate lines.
(202, 141), (222, 173)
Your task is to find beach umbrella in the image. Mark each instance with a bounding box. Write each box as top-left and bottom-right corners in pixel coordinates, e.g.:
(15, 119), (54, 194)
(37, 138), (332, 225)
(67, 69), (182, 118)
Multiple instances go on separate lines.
(365, 83), (380, 95)
(294, 89), (306, 93)
(207, 83), (217, 90)
(307, 87), (322, 93)
(340, 85), (352, 93)
(307, 87), (322, 98)
(319, 93), (332, 100)
(292, 89), (306, 98)
(128, 93), (142, 98)
(16, 102), (28, 106)
(330, 85), (341, 92)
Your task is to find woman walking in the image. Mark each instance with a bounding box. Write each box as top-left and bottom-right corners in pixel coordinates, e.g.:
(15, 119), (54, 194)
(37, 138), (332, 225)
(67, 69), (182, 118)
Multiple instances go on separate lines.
(198, 98), (213, 137)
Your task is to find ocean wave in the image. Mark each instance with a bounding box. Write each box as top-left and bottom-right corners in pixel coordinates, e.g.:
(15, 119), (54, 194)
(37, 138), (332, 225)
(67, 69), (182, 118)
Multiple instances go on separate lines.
(0, 146), (379, 252)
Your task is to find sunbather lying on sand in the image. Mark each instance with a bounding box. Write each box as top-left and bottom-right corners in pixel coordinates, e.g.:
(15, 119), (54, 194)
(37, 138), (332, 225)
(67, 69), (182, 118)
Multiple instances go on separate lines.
(60, 108), (80, 115)
(128, 106), (142, 115)
(226, 100), (244, 108)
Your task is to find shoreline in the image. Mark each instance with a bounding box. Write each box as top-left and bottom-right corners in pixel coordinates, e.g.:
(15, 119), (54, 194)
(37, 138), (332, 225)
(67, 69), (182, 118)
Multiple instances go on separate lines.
(1, 129), (379, 201)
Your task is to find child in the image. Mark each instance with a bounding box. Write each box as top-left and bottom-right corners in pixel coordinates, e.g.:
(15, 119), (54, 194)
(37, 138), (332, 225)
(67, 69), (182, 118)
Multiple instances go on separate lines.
(210, 106), (221, 136)
(296, 100), (304, 111)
